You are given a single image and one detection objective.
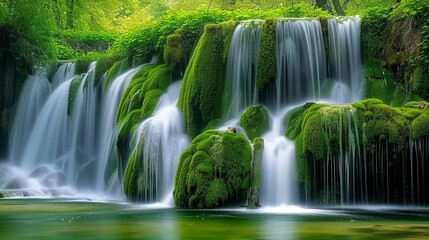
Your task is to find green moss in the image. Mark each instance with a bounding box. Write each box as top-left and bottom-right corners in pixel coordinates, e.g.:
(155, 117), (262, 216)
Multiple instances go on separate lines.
(0, 192), (4, 198)
(411, 113), (429, 139)
(141, 89), (163, 119)
(104, 61), (131, 90)
(67, 76), (82, 115)
(285, 102), (316, 139)
(256, 19), (276, 90)
(123, 148), (139, 200)
(75, 55), (96, 74)
(164, 33), (183, 69)
(94, 54), (118, 86)
(116, 64), (172, 125)
(364, 59), (397, 104)
(239, 105), (270, 140)
(178, 21), (236, 138)
(173, 130), (252, 208)
(287, 99), (414, 160)
(303, 112), (326, 159)
(411, 65), (429, 99)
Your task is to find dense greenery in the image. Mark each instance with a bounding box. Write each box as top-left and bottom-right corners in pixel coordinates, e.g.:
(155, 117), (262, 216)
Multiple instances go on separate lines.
(173, 130), (252, 208)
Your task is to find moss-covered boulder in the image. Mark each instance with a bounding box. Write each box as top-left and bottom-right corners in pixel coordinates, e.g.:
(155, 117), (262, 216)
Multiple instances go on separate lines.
(239, 105), (270, 140)
(411, 112), (429, 139)
(178, 21), (236, 138)
(164, 33), (183, 69)
(285, 99), (414, 161)
(173, 130), (252, 208)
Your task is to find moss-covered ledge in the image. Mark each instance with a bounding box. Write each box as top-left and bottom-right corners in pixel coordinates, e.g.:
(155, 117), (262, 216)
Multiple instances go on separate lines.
(115, 64), (172, 179)
(173, 130), (252, 208)
(178, 21), (237, 138)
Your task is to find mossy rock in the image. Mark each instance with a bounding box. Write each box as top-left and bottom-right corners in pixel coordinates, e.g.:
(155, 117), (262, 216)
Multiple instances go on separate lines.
(178, 21), (236, 138)
(256, 19), (276, 90)
(164, 33), (183, 69)
(285, 102), (316, 139)
(104, 60), (130, 90)
(117, 64), (172, 189)
(141, 89), (163, 119)
(411, 113), (429, 139)
(67, 76), (82, 115)
(173, 130), (252, 208)
(286, 99), (413, 159)
(116, 64), (172, 125)
(239, 105), (270, 140)
(94, 54), (118, 86)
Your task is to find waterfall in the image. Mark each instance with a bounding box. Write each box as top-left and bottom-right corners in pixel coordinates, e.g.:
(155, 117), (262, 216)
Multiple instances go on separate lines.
(260, 110), (298, 206)
(328, 16), (363, 103)
(223, 20), (262, 119)
(205, 17), (364, 207)
(131, 81), (190, 204)
(1, 62), (140, 197)
(8, 68), (54, 163)
(275, 19), (326, 110)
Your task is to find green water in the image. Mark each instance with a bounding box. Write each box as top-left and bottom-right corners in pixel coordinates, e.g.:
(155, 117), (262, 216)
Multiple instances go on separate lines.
(0, 199), (428, 239)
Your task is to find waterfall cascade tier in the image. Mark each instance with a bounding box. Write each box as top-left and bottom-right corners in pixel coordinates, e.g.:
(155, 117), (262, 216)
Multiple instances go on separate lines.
(275, 19), (326, 109)
(223, 20), (263, 119)
(220, 17), (363, 207)
(126, 81), (190, 204)
(328, 16), (363, 103)
(0, 62), (140, 197)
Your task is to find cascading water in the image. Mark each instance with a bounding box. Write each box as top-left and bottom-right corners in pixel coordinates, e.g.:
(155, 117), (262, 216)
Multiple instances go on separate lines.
(0, 62), (141, 197)
(223, 20), (262, 119)
(260, 110), (298, 206)
(130, 81), (189, 204)
(275, 19), (326, 110)
(328, 16), (363, 103)
(8, 68), (53, 163)
(208, 15), (365, 207)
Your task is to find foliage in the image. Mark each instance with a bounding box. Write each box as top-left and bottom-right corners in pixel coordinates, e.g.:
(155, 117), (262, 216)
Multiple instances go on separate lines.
(112, 9), (231, 66)
(173, 130), (252, 208)
(360, 6), (391, 61)
(55, 30), (117, 60)
(0, 0), (57, 67)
